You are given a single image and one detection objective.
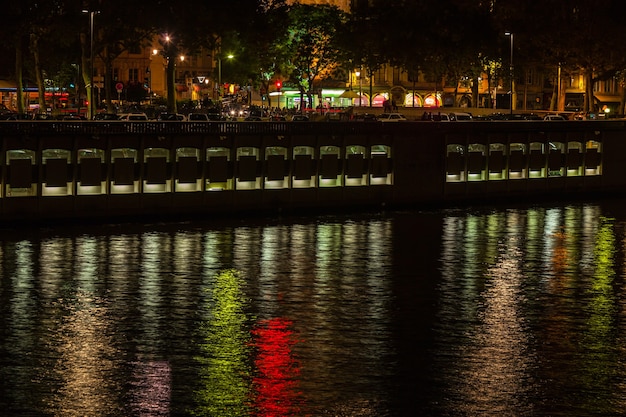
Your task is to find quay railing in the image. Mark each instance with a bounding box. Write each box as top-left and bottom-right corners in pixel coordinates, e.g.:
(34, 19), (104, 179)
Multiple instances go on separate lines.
(0, 119), (625, 223)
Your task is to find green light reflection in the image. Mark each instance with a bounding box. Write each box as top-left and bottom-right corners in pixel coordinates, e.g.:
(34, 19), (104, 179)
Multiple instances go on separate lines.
(193, 269), (252, 417)
(579, 217), (618, 410)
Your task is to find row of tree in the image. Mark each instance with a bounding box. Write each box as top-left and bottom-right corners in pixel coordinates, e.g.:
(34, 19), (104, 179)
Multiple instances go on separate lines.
(2, 0), (626, 115)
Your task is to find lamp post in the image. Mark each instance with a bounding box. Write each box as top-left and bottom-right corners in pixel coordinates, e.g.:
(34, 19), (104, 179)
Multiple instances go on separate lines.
(505, 31), (514, 114)
(150, 49), (158, 105)
(82, 10), (98, 120)
(557, 63), (561, 111)
(217, 54), (234, 100)
(355, 69), (362, 106)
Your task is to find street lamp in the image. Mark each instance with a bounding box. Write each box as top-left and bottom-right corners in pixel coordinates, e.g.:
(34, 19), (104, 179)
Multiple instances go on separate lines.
(150, 48), (159, 105)
(82, 9), (99, 120)
(505, 31), (514, 114)
(355, 69), (362, 106)
(217, 54), (234, 100)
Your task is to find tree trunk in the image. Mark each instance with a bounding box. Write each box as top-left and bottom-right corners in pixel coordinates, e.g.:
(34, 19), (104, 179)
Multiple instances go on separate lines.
(15, 39), (25, 114)
(262, 79), (271, 109)
(167, 58), (177, 113)
(471, 75), (479, 108)
(369, 70), (373, 108)
(486, 71), (492, 109)
(103, 46), (115, 113)
(583, 70), (595, 113)
(549, 78), (557, 111)
(30, 34), (46, 113)
(80, 32), (92, 118)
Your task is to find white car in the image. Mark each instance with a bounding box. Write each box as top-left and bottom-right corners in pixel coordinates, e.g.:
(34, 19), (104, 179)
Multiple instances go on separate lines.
(120, 112), (149, 121)
(544, 114), (566, 121)
(377, 113), (407, 122)
(119, 112), (150, 132)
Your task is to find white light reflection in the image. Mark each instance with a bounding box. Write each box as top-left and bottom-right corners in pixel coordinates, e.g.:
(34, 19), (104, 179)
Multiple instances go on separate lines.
(107, 234), (141, 312)
(201, 230), (227, 280)
(172, 231), (201, 311)
(140, 232), (168, 327)
(258, 225), (291, 317)
(286, 224), (317, 309)
(6, 240), (37, 400)
(232, 228), (262, 276)
(74, 236), (99, 294)
(438, 211), (537, 415)
(130, 360), (172, 417)
(44, 292), (120, 416)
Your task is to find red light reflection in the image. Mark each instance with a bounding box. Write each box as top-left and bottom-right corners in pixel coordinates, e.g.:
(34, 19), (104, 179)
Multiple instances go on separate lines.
(251, 318), (303, 416)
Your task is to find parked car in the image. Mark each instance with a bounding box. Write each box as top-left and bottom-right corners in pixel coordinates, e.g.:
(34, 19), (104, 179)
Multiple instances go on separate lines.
(478, 112), (504, 120)
(32, 113), (55, 120)
(0, 112), (20, 120)
(353, 113), (378, 121)
(482, 112), (525, 121)
(377, 113), (407, 122)
(449, 112), (473, 121)
(544, 114), (567, 121)
(120, 112), (149, 121)
(119, 112), (149, 132)
(62, 114), (86, 121)
(157, 112), (186, 121)
(291, 115), (309, 121)
(523, 113), (543, 120)
(431, 112), (450, 121)
(187, 113), (210, 121)
(573, 112), (605, 120)
(206, 112), (223, 121)
(94, 112), (119, 121)
(503, 113), (527, 121)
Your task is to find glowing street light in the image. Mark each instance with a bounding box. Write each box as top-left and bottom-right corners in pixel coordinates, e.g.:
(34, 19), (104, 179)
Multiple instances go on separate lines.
(218, 54), (234, 100)
(505, 31), (514, 114)
(82, 9), (99, 119)
(355, 69), (362, 106)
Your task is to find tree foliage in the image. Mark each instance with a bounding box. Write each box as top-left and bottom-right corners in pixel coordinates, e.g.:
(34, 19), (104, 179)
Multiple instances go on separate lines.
(282, 4), (347, 107)
(3, 0), (626, 114)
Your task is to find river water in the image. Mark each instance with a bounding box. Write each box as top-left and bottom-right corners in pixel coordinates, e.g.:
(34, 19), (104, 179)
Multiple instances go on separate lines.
(1, 200), (626, 416)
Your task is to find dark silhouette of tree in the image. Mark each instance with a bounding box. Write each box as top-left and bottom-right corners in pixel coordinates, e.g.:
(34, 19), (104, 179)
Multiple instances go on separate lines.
(3, 0), (626, 115)
(240, 0), (291, 108)
(86, 0), (156, 113)
(493, 0), (626, 113)
(342, 0), (390, 107)
(147, 0), (261, 112)
(5, 2), (34, 114)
